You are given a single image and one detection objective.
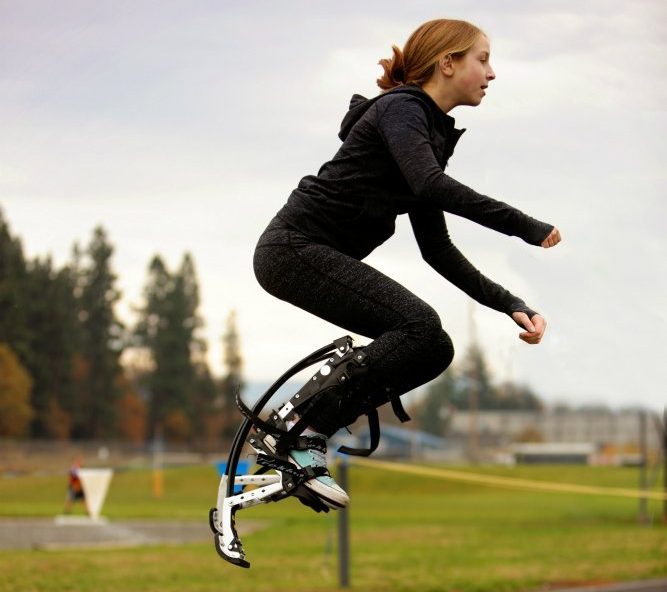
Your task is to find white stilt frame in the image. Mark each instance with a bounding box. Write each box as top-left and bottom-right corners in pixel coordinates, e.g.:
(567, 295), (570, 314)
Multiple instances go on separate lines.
(210, 337), (354, 568)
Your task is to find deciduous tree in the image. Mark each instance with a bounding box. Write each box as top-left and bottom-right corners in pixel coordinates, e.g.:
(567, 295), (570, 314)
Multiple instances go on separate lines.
(0, 344), (34, 437)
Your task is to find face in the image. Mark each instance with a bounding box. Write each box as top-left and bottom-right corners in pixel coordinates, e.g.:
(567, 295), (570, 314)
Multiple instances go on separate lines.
(448, 35), (496, 107)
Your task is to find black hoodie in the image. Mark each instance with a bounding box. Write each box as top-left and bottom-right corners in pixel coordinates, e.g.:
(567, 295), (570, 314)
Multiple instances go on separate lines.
(276, 85), (552, 318)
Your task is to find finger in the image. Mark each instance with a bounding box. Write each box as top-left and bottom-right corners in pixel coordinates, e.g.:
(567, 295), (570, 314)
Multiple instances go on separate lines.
(541, 228), (559, 248)
(531, 317), (545, 334)
(524, 328), (544, 341)
(520, 326), (544, 340)
(513, 312), (530, 330)
(520, 314), (536, 333)
(544, 228), (561, 248)
(520, 330), (540, 339)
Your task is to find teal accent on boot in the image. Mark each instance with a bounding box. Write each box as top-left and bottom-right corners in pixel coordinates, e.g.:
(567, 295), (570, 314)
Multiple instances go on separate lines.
(288, 438), (349, 508)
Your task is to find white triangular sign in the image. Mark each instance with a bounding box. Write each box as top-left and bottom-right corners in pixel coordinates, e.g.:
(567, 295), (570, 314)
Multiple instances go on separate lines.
(78, 468), (113, 520)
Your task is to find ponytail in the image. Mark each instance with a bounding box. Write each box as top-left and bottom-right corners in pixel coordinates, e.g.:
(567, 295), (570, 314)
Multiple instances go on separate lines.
(377, 45), (407, 91)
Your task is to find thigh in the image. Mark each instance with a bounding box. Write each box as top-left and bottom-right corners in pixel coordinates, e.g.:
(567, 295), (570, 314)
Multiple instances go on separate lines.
(255, 235), (432, 340)
(254, 227), (454, 405)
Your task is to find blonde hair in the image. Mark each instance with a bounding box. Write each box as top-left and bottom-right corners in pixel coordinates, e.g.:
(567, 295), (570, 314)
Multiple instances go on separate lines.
(377, 19), (484, 91)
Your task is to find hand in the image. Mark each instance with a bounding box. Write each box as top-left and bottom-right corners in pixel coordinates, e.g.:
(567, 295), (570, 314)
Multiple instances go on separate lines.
(541, 227), (561, 248)
(511, 312), (546, 344)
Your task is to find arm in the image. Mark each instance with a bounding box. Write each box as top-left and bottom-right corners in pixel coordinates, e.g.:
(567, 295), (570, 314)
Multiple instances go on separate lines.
(409, 207), (538, 319)
(378, 96), (553, 245)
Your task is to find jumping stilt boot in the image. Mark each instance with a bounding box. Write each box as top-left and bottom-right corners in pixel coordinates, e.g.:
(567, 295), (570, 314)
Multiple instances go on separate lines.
(213, 335), (411, 568)
(241, 338), (368, 508)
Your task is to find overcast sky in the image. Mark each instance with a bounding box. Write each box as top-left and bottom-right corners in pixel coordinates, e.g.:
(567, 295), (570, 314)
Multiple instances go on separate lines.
(1, 0), (665, 412)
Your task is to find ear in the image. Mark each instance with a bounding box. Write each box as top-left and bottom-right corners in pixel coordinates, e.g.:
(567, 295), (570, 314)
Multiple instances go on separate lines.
(439, 54), (454, 77)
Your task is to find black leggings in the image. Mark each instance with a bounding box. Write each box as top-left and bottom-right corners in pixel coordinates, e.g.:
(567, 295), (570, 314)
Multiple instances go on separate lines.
(253, 216), (454, 418)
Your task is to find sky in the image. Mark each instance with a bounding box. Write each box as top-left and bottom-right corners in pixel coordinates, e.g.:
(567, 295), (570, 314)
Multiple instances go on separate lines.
(1, 0), (665, 412)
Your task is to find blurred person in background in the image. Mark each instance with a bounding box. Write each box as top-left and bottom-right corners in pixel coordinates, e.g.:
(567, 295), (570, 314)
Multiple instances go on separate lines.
(63, 454), (85, 514)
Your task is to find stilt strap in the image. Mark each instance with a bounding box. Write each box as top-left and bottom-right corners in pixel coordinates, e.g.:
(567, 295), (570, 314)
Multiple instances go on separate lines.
(336, 407), (380, 457)
(389, 391), (411, 423)
(235, 343), (367, 456)
(255, 453), (329, 493)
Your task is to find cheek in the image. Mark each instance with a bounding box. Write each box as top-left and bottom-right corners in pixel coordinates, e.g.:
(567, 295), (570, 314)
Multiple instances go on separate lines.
(460, 71), (482, 89)
(460, 63), (485, 86)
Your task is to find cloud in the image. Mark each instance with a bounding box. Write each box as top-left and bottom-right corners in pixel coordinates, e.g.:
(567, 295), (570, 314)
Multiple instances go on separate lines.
(1, 0), (665, 411)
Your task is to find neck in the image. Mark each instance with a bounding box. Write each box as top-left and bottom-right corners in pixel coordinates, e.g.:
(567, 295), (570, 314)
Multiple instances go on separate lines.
(420, 79), (457, 114)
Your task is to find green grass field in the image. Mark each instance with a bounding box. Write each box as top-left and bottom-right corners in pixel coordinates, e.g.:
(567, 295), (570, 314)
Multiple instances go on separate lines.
(0, 463), (665, 592)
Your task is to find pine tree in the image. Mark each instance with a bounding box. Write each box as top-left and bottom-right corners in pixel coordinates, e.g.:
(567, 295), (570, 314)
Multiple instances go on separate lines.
(116, 373), (148, 444)
(461, 343), (496, 411)
(415, 369), (460, 436)
(0, 211), (82, 437)
(414, 343), (545, 425)
(220, 310), (244, 437)
(135, 255), (170, 438)
(191, 360), (219, 450)
(495, 381), (543, 411)
(135, 253), (211, 441)
(0, 209), (30, 362)
(77, 226), (124, 438)
(22, 256), (79, 437)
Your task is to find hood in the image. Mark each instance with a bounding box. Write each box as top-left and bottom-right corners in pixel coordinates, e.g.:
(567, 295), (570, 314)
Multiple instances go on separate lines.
(338, 85), (436, 141)
(338, 93), (375, 141)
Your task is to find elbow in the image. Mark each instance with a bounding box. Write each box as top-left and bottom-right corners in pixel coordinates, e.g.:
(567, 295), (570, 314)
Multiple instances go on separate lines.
(411, 172), (441, 200)
(421, 251), (439, 267)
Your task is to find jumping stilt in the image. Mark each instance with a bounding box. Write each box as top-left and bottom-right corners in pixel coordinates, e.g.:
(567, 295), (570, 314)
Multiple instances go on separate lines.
(210, 336), (359, 567)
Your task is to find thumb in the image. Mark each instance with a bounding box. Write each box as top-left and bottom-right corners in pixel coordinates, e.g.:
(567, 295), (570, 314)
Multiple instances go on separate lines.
(513, 311), (535, 332)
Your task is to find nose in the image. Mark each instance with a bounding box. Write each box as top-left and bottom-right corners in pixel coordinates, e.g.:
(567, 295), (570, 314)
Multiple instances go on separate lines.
(487, 66), (496, 81)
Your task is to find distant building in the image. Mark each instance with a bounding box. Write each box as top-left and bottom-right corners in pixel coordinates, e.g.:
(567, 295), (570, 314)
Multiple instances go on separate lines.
(334, 407), (660, 462)
(511, 442), (595, 464)
(447, 408), (660, 451)
(336, 424), (456, 460)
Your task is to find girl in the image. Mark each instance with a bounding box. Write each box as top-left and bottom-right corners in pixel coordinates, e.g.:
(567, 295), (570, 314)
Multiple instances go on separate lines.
(253, 19), (561, 509)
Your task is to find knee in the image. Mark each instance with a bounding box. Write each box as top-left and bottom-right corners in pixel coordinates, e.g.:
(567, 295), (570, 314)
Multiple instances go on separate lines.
(404, 307), (454, 377)
(253, 245), (290, 298)
(416, 329), (454, 384)
(405, 306), (447, 350)
(432, 329), (455, 372)
(252, 247), (271, 291)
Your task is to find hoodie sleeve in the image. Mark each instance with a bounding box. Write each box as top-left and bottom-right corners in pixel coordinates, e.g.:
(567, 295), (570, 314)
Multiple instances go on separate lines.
(376, 95), (553, 246)
(409, 207), (539, 319)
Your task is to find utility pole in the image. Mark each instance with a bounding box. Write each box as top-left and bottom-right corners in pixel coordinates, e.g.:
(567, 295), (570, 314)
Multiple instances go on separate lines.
(650, 407), (667, 523)
(337, 457), (350, 588)
(664, 408), (667, 523)
(638, 410), (648, 525)
(661, 408), (667, 523)
(467, 301), (479, 463)
(152, 423), (164, 498)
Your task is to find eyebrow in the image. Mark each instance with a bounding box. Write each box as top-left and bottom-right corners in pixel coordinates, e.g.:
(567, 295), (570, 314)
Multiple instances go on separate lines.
(479, 50), (490, 58)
